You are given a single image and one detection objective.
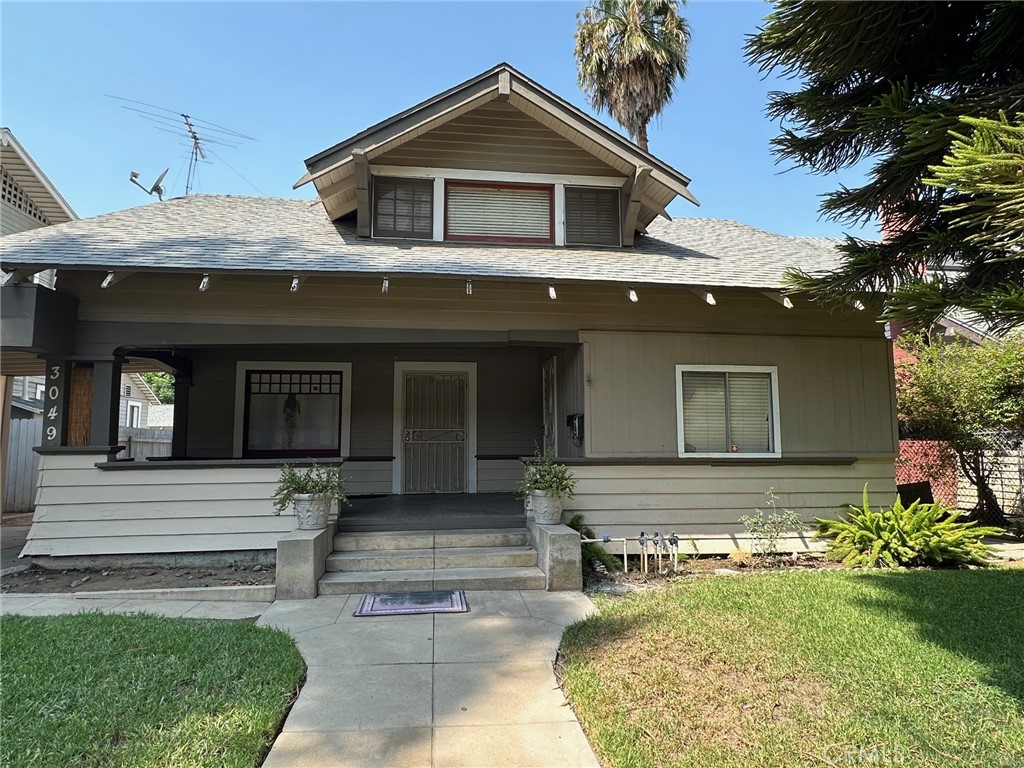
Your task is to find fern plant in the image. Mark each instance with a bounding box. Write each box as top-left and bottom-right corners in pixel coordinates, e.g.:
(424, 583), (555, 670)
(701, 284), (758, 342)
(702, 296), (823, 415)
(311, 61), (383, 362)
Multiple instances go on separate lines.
(815, 485), (1002, 568)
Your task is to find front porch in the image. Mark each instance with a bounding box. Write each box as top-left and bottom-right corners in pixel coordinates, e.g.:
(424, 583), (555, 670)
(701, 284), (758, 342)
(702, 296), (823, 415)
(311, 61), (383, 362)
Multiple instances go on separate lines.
(339, 492), (525, 532)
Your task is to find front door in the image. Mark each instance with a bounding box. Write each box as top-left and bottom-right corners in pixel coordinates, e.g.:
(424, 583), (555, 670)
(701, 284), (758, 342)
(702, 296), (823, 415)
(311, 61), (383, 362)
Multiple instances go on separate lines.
(402, 371), (467, 493)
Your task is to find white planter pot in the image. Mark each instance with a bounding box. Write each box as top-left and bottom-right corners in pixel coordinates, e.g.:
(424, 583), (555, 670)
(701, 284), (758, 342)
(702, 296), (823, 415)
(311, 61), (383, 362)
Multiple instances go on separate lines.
(530, 490), (563, 525)
(293, 493), (331, 530)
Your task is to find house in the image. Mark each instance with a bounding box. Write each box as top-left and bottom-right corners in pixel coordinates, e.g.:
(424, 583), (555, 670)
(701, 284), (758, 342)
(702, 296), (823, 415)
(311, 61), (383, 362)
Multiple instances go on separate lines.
(10, 372), (161, 426)
(0, 65), (897, 589)
(2, 128), (78, 513)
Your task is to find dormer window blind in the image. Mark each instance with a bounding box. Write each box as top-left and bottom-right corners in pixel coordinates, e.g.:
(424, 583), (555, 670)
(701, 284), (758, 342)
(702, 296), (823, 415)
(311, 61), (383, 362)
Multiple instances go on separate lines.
(372, 177), (433, 239)
(445, 182), (553, 244)
(564, 186), (621, 246)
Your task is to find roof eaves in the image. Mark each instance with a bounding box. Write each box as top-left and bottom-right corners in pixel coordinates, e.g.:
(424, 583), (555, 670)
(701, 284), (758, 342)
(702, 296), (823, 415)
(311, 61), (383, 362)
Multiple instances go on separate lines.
(0, 127), (78, 222)
(294, 63), (696, 205)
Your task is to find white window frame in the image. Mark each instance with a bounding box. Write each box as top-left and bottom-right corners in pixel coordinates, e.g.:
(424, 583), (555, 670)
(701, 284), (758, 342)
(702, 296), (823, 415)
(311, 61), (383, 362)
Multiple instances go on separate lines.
(674, 364), (782, 459)
(126, 401), (142, 428)
(370, 165), (625, 245)
(233, 361), (353, 459)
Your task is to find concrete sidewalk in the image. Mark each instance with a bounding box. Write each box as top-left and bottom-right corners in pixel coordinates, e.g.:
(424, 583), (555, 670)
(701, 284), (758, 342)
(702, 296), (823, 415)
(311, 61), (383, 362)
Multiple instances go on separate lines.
(0, 526), (30, 572)
(0, 589), (600, 767)
(258, 590), (600, 768)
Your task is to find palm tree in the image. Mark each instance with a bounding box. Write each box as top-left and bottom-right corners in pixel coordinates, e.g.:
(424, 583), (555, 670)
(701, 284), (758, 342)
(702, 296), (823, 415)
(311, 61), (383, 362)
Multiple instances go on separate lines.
(574, 0), (690, 152)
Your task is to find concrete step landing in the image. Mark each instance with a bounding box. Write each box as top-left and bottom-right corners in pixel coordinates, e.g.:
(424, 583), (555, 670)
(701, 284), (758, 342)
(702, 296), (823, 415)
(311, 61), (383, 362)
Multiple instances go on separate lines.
(333, 528), (530, 552)
(321, 527), (544, 594)
(326, 545), (537, 573)
(318, 567), (547, 595)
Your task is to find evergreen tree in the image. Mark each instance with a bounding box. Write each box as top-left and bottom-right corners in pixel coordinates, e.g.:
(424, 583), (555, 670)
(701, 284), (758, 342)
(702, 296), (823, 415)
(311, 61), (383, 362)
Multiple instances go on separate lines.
(746, 1), (1024, 333)
(575, 0), (690, 152)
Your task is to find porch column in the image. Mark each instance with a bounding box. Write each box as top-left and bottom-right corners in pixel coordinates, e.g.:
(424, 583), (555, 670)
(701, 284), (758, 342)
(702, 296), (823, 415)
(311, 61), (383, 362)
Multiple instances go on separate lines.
(90, 359), (123, 447)
(172, 375), (191, 458)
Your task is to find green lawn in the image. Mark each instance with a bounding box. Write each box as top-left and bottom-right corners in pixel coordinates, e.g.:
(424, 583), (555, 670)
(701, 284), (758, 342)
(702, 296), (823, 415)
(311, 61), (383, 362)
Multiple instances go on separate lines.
(0, 612), (305, 768)
(560, 570), (1024, 768)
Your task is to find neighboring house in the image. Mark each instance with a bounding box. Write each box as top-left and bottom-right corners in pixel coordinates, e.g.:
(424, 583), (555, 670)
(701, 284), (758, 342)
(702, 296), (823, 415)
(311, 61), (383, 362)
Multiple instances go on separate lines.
(10, 373), (160, 426)
(1, 128), (77, 513)
(0, 64), (897, 568)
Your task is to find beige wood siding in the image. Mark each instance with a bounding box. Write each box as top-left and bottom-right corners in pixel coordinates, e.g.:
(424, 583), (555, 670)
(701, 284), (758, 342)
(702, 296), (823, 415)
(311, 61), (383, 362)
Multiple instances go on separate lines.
(565, 458), (896, 555)
(63, 273), (884, 339)
(478, 459), (525, 493)
(376, 101), (621, 177)
(23, 453), (294, 557)
(185, 346), (543, 464)
(581, 331), (897, 458)
(556, 346), (585, 458)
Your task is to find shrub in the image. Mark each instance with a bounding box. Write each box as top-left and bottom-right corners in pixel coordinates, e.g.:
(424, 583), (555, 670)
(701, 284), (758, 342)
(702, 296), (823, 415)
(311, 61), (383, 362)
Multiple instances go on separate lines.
(728, 548), (754, 568)
(272, 461), (349, 514)
(518, 450), (577, 500)
(739, 488), (805, 556)
(567, 513), (621, 572)
(815, 485), (1002, 568)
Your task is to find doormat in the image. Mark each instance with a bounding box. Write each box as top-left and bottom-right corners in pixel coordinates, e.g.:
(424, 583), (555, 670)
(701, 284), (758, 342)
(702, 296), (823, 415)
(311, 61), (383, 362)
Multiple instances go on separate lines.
(353, 590), (469, 617)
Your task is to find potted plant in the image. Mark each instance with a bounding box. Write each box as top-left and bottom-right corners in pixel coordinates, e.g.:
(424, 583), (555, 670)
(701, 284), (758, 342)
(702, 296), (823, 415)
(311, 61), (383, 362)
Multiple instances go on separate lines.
(272, 462), (348, 530)
(518, 450), (576, 525)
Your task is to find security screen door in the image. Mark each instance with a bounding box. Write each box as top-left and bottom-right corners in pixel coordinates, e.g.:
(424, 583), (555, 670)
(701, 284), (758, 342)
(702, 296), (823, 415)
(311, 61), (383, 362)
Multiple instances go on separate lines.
(402, 372), (467, 493)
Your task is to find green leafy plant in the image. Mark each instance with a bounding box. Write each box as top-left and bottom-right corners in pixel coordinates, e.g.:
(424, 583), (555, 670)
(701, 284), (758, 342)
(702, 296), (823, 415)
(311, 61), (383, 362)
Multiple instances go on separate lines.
(272, 462), (349, 514)
(567, 513), (621, 572)
(815, 484), (1002, 568)
(739, 488), (805, 556)
(517, 450), (577, 500)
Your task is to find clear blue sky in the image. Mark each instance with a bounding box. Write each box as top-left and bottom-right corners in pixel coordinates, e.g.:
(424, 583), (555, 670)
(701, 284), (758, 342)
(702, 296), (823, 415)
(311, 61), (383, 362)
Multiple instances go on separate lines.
(2, 1), (872, 238)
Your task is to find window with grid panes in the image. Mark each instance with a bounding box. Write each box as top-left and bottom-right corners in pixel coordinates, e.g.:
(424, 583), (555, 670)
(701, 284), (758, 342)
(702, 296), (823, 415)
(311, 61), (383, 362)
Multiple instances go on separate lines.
(372, 177), (433, 239)
(676, 367), (778, 455)
(243, 370), (344, 457)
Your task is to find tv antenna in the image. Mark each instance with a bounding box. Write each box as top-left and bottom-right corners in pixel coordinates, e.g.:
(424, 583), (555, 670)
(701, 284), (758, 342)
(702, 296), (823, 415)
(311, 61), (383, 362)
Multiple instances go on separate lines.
(129, 168), (169, 200)
(108, 94), (258, 197)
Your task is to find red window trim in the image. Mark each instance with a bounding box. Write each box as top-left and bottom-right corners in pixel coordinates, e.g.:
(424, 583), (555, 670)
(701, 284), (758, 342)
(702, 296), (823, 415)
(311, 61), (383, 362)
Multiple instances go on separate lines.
(444, 180), (555, 244)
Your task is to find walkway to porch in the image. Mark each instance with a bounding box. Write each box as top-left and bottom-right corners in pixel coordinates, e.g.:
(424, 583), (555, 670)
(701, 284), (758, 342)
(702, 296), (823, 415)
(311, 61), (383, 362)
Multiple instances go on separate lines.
(337, 493), (525, 533)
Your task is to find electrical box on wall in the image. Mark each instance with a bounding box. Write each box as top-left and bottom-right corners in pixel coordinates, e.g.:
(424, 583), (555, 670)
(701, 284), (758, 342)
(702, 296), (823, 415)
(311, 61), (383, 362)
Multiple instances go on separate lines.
(566, 413), (584, 444)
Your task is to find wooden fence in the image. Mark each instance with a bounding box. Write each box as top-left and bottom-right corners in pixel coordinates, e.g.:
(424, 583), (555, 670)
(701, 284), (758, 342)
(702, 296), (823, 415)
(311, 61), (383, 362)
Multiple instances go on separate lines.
(4, 419), (42, 513)
(119, 427), (173, 460)
(2, 423), (173, 514)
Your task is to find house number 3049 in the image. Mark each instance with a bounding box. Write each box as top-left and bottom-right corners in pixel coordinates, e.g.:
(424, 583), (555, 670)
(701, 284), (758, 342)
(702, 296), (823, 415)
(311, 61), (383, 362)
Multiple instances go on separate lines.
(46, 365), (62, 442)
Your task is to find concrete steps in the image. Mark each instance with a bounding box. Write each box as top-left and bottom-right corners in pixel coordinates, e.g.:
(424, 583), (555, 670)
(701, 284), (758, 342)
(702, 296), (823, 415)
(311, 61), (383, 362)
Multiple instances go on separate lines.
(319, 528), (545, 595)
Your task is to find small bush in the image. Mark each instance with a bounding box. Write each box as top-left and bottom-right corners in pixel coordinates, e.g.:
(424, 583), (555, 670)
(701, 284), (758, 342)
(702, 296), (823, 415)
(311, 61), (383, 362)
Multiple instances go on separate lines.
(816, 484), (1002, 568)
(272, 461), (348, 513)
(728, 548), (754, 568)
(567, 513), (621, 572)
(518, 449), (577, 500)
(739, 488), (805, 556)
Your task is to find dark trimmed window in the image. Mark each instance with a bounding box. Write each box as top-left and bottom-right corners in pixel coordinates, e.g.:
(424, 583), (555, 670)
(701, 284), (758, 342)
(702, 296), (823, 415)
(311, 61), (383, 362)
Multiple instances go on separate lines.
(372, 177), (433, 239)
(243, 370), (343, 457)
(445, 181), (554, 244)
(565, 186), (621, 246)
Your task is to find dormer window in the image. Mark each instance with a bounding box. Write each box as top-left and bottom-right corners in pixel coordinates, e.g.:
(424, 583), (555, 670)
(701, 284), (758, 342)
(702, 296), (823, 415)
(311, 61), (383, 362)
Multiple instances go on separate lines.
(564, 186), (621, 246)
(445, 181), (554, 244)
(372, 177), (433, 239)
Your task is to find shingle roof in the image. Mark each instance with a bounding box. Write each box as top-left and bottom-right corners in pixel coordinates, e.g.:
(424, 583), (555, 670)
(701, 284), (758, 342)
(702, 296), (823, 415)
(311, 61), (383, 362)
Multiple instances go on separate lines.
(0, 194), (842, 290)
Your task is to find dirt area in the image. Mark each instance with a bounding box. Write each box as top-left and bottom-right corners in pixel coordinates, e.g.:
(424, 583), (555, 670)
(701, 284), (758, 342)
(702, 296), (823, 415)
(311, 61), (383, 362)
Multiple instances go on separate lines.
(1, 513), (33, 527)
(1, 563), (274, 594)
(584, 550), (1023, 592)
